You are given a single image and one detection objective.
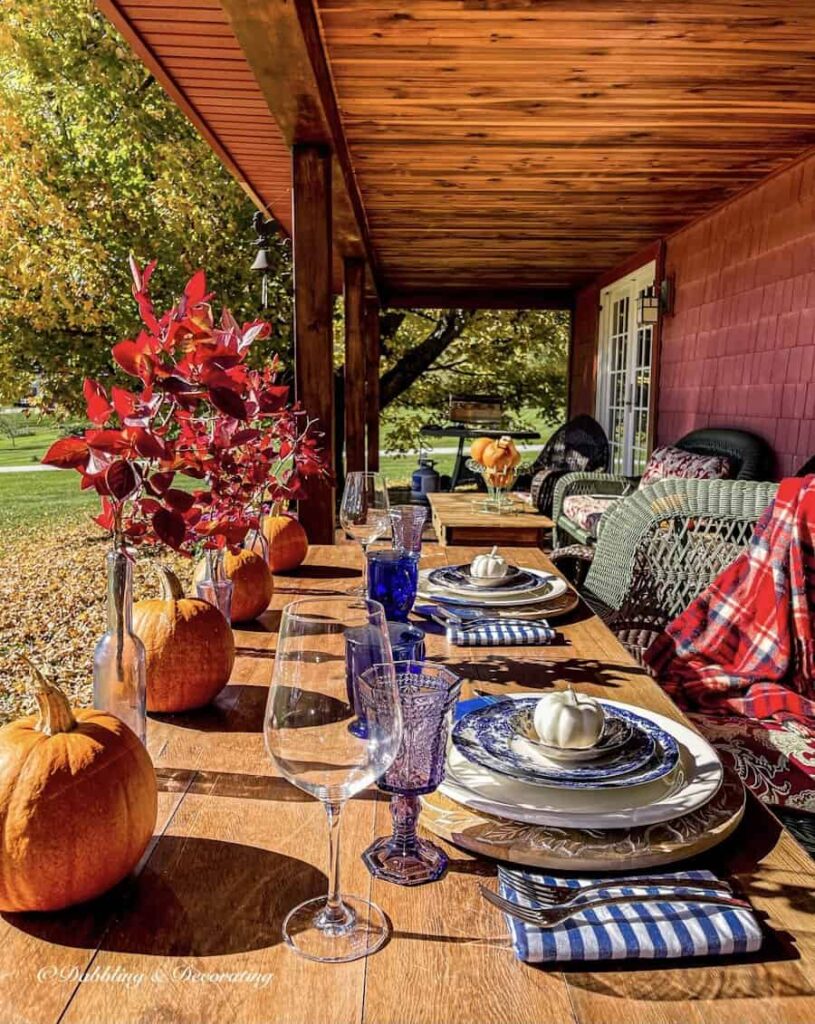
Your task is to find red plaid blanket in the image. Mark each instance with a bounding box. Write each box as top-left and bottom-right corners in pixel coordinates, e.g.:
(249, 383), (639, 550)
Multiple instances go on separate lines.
(644, 476), (815, 723)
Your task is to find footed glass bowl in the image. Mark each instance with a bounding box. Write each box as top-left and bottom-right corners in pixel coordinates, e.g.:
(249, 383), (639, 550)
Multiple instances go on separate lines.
(466, 458), (529, 514)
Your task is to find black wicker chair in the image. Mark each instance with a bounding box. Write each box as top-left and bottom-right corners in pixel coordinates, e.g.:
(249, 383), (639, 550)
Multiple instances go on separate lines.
(517, 415), (609, 517)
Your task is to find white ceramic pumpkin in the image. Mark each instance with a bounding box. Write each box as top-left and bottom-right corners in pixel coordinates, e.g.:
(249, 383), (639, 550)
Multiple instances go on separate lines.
(533, 687), (605, 750)
(470, 546), (508, 580)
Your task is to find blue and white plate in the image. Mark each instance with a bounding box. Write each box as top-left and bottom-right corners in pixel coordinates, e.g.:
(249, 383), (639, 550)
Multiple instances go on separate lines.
(451, 699), (679, 789)
(428, 564), (538, 594)
(418, 568), (568, 608)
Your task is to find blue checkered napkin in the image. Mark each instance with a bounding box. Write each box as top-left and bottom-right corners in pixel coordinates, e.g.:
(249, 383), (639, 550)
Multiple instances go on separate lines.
(446, 621), (555, 646)
(498, 868), (763, 963)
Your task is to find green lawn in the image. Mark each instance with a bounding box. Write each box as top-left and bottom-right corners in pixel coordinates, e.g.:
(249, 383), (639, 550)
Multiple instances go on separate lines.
(0, 428), (59, 467)
(0, 412), (556, 528)
(0, 470), (96, 531)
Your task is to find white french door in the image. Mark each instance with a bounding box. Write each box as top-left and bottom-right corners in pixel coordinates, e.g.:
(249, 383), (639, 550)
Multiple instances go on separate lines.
(596, 262), (656, 476)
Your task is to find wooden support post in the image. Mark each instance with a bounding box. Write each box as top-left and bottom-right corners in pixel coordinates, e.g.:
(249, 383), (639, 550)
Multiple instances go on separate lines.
(344, 258), (366, 474)
(365, 298), (381, 472)
(292, 144), (335, 544)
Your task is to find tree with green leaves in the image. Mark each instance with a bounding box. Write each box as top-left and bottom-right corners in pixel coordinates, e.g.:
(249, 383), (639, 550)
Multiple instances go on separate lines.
(0, 0), (290, 413)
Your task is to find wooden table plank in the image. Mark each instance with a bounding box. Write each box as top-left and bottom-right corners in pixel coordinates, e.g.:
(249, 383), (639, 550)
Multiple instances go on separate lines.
(428, 492), (552, 547)
(2, 545), (814, 1024)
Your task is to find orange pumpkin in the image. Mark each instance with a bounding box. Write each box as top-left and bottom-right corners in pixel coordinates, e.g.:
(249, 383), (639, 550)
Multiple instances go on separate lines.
(0, 665), (157, 912)
(133, 566), (235, 712)
(194, 549), (273, 623)
(261, 513), (308, 572)
(469, 436), (494, 464)
(482, 435), (521, 471)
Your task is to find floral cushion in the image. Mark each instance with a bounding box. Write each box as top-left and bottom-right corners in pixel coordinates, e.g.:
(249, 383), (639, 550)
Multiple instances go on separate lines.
(690, 712), (815, 812)
(640, 445), (732, 487)
(562, 494), (619, 539)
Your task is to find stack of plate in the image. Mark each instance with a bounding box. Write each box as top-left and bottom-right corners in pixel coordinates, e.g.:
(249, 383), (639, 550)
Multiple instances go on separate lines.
(419, 564), (577, 617)
(421, 694), (745, 870)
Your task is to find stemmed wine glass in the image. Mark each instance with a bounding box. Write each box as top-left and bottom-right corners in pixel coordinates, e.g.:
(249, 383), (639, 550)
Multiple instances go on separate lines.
(339, 471), (390, 593)
(265, 596), (402, 962)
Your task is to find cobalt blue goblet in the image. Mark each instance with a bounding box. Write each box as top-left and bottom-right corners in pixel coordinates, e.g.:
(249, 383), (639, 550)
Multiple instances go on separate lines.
(366, 549), (419, 622)
(344, 622), (425, 737)
(361, 661), (461, 886)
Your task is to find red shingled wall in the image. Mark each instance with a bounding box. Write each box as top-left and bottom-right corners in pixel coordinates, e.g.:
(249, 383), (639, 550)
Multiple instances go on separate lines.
(658, 153), (815, 478)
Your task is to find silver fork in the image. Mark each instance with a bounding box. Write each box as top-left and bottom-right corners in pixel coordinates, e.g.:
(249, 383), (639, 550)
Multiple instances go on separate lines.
(498, 869), (733, 908)
(480, 884), (751, 929)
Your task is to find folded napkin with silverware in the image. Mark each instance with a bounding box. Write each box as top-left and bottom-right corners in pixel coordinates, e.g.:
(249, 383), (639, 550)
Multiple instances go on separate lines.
(446, 620), (555, 647)
(494, 866), (762, 963)
(414, 604), (555, 646)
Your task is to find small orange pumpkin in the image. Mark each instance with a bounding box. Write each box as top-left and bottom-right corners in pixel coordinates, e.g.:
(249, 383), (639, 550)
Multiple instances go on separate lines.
(133, 566), (235, 712)
(469, 436), (494, 464)
(195, 549), (273, 623)
(261, 513), (308, 572)
(0, 664), (157, 912)
(482, 435), (521, 471)
(485, 466), (515, 488)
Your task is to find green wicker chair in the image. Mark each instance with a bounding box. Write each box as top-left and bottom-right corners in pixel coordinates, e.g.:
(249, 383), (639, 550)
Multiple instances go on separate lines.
(552, 427), (774, 549)
(573, 477), (778, 662)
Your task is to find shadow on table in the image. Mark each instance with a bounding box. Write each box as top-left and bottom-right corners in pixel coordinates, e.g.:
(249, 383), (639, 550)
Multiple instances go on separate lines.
(151, 684), (350, 735)
(235, 609), (282, 633)
(280, 564), (360, 580)
(150, 684), (269, 734)
(557, 929), (809, 1001)
(7, 837), (325, 957)
(428, 653), (645, 692)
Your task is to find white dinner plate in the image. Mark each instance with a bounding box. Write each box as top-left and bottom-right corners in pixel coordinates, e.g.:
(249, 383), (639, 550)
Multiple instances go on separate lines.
(440, 696), (723, 829)
(418, 568), (568, 608)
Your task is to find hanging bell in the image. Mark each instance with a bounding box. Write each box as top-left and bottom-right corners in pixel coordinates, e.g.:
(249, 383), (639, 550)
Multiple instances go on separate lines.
(251, 248), (271, 272)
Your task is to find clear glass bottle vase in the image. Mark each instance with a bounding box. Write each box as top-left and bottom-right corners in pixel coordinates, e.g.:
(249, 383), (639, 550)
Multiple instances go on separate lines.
(195, 548), (234, 623)
(93, 545), (147, 744)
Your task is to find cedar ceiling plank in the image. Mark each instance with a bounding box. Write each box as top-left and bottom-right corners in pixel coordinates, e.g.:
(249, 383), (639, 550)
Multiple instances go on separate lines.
(386, 289), (574, 310)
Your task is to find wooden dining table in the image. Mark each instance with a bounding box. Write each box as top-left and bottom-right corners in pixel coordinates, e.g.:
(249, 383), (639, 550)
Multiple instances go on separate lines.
(3, 544), (815, 1024)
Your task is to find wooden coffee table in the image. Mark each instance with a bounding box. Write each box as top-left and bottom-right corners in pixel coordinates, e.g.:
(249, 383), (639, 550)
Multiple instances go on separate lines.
(428, 491), (552, 547)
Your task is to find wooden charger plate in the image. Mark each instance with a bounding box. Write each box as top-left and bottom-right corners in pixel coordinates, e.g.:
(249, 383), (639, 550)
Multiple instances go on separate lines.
(421, 771), (745, 871)
(532, 588), (579, 620)
(449, 587), (579, 621)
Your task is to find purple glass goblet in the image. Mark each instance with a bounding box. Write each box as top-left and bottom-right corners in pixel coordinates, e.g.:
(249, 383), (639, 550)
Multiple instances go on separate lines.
(360, 661), (461, 886)
(389, 505), (428, 555)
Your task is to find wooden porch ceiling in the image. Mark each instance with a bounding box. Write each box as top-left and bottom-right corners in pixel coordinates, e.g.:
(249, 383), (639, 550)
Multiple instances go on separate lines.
(99, 0), (815, 307)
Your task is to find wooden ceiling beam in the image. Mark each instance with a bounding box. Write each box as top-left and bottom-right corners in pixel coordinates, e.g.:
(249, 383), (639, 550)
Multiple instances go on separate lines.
(386, 289), (574, 311)
(219, 0), (383, 299)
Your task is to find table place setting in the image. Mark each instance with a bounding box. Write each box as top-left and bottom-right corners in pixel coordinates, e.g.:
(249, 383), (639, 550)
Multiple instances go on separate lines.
(417, 683), (757, 963)
(413, 544), (575, 646)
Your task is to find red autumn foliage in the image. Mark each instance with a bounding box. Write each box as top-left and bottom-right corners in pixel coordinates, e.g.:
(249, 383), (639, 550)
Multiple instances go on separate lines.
(43, 259), (331, 553)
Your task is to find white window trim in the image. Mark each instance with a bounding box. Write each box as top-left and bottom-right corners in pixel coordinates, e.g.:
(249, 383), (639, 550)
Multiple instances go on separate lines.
(595, 261), (656, 476)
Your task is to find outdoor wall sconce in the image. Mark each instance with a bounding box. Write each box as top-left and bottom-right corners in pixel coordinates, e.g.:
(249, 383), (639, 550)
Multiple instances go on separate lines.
(636, 285), (660, 326)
